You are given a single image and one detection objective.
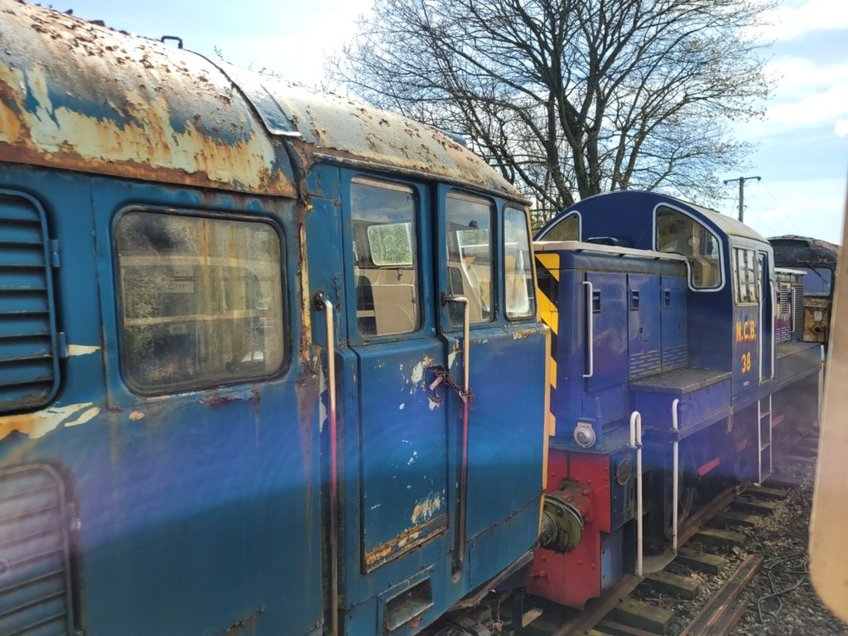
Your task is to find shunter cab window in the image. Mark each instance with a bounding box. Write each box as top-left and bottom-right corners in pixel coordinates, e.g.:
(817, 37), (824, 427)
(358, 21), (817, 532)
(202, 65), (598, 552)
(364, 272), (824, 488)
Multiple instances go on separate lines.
(541, 212), (579, 241)
(446, 192), (494, 325)
(655, 207), (721, 289)
(351, 178), (419, 337)
(732, 247), (759, 304)
(115, 211), (285, 393)
(504, 207), (536, 319)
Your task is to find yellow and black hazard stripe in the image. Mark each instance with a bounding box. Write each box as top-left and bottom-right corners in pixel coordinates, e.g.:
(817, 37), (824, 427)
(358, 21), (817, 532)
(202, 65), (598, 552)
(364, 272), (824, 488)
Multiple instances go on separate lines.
(535, 252), (559, 438)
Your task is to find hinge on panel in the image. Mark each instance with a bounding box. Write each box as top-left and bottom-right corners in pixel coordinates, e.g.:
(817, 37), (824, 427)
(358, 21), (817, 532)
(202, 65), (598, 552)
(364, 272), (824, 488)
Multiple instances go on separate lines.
(57, 332), (69, 358)
(49, 239), (61, 267)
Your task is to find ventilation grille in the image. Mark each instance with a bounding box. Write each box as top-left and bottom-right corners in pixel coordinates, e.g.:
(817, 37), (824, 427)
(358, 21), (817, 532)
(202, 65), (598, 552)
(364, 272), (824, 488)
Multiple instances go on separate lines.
(661, 344), (688, 371)
(777, 285), (792, 343)
(629, 349), (661, 380)
(791, 282), (804, 341)
(0, 193), (60, 413)
(0, 465), (73, 635)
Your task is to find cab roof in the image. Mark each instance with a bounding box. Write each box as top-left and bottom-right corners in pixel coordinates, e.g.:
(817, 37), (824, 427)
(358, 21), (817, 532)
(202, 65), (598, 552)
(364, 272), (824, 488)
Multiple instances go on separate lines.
(0, 0), (521, 200)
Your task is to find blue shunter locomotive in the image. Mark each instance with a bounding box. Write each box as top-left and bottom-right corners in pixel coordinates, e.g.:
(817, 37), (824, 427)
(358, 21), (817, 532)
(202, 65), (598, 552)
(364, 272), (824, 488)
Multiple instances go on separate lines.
(0, 2), (547, 635)
(529, 191), (823, 608)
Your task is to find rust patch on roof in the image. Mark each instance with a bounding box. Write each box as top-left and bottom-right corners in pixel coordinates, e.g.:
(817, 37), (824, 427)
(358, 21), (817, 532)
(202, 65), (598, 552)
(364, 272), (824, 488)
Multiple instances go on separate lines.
(0, 0), (295, 196)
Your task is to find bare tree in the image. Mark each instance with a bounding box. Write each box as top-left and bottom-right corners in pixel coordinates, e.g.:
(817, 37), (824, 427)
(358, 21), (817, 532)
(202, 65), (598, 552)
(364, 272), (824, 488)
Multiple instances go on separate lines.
(333, 0), (772, 222)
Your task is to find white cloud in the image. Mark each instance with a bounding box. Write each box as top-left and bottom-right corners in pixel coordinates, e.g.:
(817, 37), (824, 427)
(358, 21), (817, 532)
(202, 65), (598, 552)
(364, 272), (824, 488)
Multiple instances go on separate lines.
(835, 118), (848, 137)
(767, 81), (848, 127)
(765, 58), (848, 101)
(764, 0), (848, 42)
(740, 57), (848, 134)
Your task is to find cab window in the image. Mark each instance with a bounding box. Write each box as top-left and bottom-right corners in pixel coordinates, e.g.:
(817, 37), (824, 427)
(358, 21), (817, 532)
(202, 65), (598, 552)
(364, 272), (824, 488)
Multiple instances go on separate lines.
(656, 207), (722, 289)
(732, 247), (759, 304)
(800, 267), (833, 296)
(351, 178), (419, 337)
(115, 211), (285, 394)
(541, 212), (579, 241)
(504, 207), (536, 319)
(446, 192), (494, 324)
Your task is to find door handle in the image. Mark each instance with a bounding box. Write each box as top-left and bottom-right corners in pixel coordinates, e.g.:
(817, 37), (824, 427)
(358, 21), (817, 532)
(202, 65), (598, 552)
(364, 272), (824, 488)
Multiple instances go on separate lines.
(583, 281), (594, 378)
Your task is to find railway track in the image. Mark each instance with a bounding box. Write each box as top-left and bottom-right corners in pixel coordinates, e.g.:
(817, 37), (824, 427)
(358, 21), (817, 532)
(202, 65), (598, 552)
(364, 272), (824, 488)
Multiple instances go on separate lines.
(518, 480), (801, 636)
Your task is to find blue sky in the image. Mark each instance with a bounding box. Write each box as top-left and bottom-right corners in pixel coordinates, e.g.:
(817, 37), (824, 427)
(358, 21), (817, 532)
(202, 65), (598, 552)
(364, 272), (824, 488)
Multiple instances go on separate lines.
(62, 0), (847, 243)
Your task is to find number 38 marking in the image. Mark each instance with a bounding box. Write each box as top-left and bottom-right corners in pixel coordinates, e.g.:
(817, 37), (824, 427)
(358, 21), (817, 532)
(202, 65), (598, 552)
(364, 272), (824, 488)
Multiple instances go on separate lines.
(741, 352), (752, 374)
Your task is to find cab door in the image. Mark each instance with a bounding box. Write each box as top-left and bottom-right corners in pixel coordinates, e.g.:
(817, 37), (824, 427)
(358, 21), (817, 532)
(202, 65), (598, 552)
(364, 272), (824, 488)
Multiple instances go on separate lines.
(732, 246), (760, 395)
(438, 190), (546, 584)
(342, 175), (450, 573)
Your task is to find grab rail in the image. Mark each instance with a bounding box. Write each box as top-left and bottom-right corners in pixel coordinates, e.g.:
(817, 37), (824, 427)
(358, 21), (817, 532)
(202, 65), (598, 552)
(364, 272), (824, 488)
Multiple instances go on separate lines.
(583, 281), (594, 378)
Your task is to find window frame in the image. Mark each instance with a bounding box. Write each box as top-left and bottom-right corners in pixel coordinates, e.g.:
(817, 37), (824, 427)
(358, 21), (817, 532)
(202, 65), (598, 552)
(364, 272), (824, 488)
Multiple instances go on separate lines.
(503, 205), (537, 321)
(445, 189), (497, 325)
(732, 246), (759, 305)
(112, 206), (289, 396)
(652, 204), (725, 293)
(538, 210), (581, 242)
(799, 266), (834, 297)
(349, 175), (422, 339)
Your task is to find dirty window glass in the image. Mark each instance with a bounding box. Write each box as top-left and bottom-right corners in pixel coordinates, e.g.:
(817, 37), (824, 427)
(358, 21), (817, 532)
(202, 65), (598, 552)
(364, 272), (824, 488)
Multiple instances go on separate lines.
(116, 211), (284, 393)
(351, 178), (419, 336)
(446, 192), (493, 324)
(799, 267), (833, 296)
(367, 223), (413, 267)
(504, 207), (536, 319)
(655, 207), (722, 289)
(733, 247), (758, 304)
(541, 212), (579, 241)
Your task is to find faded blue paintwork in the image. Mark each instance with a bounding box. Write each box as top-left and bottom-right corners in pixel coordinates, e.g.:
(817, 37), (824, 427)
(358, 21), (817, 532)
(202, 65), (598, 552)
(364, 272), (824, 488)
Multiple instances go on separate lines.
(305, 165), (546, 634)
(0, 165), (324, 635)
(1, 3), (542, 633)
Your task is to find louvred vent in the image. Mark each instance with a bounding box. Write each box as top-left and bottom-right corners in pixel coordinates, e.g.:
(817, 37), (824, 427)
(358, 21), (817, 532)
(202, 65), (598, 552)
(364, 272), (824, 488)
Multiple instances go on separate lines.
(0, 465), (74, 635)
(0, 193), (60, 413)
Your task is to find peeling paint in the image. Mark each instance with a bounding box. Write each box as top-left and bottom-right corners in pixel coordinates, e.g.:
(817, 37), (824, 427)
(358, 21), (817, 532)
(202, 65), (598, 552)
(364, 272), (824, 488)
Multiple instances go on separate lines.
(407, 355), (433, 395)
(66, 344), (100, 356)
(399, 403), (405, 410)
(411, 492), (442, 525)
(362, 513), (447, 571)
(0, 402), (97, 441)
(410, 360), (427, 384)
(0, 3), (295, 196)
(448, 351), (457, 369)
(128, 411), (145, 422)
(64, 406), (100, 428)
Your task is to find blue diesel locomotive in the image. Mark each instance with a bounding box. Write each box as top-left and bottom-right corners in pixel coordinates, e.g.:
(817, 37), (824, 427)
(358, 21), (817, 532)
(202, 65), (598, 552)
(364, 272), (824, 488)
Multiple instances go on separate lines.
(0, 2), (547, 635)
(528, 191), (823, 608)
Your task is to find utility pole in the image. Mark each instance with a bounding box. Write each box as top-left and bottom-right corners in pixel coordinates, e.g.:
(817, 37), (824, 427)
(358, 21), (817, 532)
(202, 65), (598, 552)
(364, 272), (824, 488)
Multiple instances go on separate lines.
(723, 176), (761, 222)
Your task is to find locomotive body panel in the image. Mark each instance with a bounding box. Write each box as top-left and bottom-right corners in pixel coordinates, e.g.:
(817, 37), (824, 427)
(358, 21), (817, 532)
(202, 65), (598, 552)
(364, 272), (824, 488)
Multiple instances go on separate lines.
(0, 3), (547, 634)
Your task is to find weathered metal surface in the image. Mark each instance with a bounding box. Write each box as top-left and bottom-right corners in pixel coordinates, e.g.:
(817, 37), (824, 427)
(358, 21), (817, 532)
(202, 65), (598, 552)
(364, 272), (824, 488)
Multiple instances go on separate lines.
(0, 0), (295, 196)
(0, 1), (524, 203)
(260, 81), (523, 199)
(770, 235), (840, 269)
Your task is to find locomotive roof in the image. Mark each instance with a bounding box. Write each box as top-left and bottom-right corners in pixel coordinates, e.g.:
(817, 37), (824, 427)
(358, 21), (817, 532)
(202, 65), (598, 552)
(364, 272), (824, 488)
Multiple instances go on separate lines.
(554, 191), (769, 245)
(0, 0), (521, 200)
(769, 235), (840, 266)
(682, 200), (767, 243)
